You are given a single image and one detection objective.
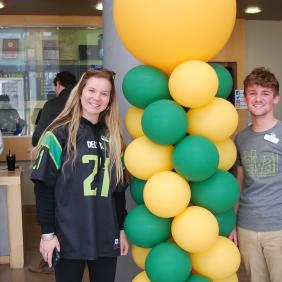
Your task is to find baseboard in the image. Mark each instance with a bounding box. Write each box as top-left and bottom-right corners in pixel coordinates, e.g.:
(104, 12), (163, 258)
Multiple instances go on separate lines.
(0, 255), (9, 264)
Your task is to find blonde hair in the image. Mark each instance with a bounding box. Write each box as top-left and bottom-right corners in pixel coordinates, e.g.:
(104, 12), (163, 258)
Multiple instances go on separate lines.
(37, 69), (126, 186)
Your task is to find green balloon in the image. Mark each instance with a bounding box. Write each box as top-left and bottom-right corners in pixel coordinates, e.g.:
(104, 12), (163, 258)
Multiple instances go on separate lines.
(186, 274), (212, 282)
(122, 65), (171, 108)
(124, 204), (172, 248)
(130, 177), (146, 204)
(214, 208), (236, 237)
(173, 135), (219, 181)
(210, 63), (233, 99)
(146, 242), (192, 282)
(142, 99), (188, 145)
(190, 169), (240, 213)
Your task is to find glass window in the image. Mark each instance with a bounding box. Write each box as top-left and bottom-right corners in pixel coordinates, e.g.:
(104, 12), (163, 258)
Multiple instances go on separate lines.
(0, 26), (103, 136)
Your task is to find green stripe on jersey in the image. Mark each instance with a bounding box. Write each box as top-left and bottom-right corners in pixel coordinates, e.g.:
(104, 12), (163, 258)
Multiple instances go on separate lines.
(39, 131), (62, 170)
(101, 135), (109, 142)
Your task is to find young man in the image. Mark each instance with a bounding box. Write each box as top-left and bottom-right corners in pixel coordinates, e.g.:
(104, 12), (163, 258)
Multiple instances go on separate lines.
(231, 67), (282, 282)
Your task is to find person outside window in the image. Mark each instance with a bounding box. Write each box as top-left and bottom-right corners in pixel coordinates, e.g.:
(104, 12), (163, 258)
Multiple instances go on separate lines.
(32, 71), (77, 146)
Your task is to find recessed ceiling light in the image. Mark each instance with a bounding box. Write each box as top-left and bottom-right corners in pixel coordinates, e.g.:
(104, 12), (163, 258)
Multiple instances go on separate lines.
(0, 1), (5, 9)
(95, 2), (103, 11)
(245, 6), (262, 14)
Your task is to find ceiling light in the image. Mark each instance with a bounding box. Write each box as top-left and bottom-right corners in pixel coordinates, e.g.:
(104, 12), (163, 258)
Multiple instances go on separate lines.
(0, 1), (5, 9)
(95, 2), (103, 11)
(245, 6), (262, 14)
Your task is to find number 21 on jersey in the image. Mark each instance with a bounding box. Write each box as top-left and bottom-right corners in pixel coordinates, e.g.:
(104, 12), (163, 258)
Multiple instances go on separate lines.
(82, 155), (110, 197)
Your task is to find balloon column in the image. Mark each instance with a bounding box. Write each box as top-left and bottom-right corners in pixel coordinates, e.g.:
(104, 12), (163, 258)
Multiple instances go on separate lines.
(114, 0), (240, 281)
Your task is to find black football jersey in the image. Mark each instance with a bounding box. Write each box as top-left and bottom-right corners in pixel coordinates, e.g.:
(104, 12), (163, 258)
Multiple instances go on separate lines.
(31, 117), (126, 260)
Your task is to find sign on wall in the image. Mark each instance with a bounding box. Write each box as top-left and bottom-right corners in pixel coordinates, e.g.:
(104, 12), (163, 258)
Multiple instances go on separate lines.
(234, 89), (247, 109)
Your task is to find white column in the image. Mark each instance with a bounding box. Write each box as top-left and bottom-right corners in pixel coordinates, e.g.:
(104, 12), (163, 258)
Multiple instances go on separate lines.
(103, 1), (141, 281)
(103, 0), (140, 142)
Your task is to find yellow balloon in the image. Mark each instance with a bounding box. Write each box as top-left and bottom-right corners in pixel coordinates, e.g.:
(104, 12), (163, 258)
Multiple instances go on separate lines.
(114, 0), (236, 73)
(215, 138), (237, 171)
(187, 98), (238, 142)
(124, 136), (173, 180)
(213, 273), (238, 282)
(191, 236), (241, 280)
(172, 206), (219, 253)
(169, 60), (218, 108)
(132, 271), (150, 282)
(144, 171), (191, 218)
(132, 245), (151, 269)
(125, 106), (144, 138)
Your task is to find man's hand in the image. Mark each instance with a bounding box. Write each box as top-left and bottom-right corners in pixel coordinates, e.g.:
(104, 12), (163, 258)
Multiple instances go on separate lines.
(229, 228), (238, 246)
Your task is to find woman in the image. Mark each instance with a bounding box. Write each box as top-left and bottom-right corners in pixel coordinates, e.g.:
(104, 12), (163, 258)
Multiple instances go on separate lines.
(31, 69), (129, 282)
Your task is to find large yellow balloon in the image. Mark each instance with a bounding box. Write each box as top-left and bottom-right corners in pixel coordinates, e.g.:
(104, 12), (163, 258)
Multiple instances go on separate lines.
(171, 206), (219, 253)
(125, 106), (144, 138)
(215, 138), (237, 171)
(169, 60), (218, 108)
(124, 136), (173, 180)
(144, 171), (191, 218)
(187, 98), (239, 142)
(132, 245), (151, 269)
(114, 0), (236, 73)
(132, 271), (150, 282)
(191, 236), (241, 280)
(213, 273), (238, 282)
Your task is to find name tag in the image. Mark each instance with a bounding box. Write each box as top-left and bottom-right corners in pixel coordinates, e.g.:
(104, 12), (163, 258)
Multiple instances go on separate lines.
(264, 133), (279, 144)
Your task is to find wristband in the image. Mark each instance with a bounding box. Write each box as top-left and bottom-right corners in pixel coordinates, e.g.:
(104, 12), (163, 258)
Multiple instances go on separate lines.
(41, 233), (55, 241)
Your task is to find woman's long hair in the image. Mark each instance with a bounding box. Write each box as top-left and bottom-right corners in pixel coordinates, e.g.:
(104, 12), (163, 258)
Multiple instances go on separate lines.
(37, 69), (126, 185)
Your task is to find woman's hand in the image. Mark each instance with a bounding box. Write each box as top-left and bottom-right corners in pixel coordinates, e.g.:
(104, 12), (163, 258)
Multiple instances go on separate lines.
(39, 235), (60, 267)
(229, 228), (238, 246)
(120, 230), (129, 256)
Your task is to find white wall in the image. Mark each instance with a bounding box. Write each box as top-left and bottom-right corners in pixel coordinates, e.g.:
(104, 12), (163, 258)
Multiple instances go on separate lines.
(247, 20), (282, 119)
(103, 1), (141, 280)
